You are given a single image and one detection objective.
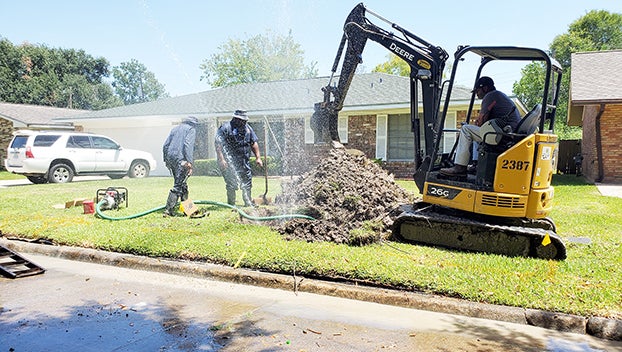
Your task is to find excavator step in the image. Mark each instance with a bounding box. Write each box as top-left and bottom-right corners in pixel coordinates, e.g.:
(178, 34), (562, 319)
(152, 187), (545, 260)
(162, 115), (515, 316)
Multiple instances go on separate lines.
(0, 245), (45, 278)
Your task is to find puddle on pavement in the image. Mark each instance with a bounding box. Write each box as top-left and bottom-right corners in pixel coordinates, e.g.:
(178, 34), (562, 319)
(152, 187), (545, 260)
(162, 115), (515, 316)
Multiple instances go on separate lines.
(1, 301), (222, 351)
(547, 338), (606, 352)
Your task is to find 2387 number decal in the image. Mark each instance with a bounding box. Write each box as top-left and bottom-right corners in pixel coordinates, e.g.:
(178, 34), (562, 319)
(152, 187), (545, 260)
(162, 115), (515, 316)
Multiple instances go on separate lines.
(501, 160), (530, 171)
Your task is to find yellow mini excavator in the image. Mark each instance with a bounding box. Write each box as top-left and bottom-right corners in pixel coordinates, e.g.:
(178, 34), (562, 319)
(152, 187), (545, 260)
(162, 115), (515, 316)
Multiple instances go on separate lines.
(313, 3), (566, 259)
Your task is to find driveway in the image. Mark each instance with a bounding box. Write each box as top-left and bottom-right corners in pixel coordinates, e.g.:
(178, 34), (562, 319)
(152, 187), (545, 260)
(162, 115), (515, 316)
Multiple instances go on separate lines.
(595, 183), (622, 198)
(0, 176), (111, 188)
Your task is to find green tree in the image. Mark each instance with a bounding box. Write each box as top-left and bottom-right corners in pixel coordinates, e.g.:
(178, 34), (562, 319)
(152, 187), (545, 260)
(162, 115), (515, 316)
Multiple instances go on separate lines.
(513, 10), (622, 139)
(372, 54), (411, 76)
(0, 38), (122, 109)
(513, 62), (548, 112)
(200, 30), (318, 87)
(111, 59), (168, 104)
(0, 38), (26, 102)
(373, 53), (453, 81)
(59, 74), (122, 110)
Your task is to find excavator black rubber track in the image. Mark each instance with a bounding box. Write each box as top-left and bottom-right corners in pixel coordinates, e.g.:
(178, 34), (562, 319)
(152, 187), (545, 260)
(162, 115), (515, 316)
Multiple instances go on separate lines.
(392, 201), (567, 260)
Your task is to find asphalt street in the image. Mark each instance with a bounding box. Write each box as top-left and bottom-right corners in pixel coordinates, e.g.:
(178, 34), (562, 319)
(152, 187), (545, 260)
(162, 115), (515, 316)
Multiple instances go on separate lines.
(1, 252), (620, 352)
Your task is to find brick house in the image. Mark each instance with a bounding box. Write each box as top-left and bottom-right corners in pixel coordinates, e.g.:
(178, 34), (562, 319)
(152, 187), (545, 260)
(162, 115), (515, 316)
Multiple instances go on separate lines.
(569, 50), (622, 183)
(49, 73), (525, 178)
(0, 103), (86, 170)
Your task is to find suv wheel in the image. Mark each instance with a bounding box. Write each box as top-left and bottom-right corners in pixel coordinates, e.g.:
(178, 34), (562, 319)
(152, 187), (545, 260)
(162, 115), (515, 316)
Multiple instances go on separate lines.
(128, 161), (149, 178)
(48, 163), (74, 183)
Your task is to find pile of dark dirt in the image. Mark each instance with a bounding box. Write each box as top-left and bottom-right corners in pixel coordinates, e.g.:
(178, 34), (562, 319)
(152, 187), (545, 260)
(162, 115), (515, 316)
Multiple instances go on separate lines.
(274, 148), (414, 245)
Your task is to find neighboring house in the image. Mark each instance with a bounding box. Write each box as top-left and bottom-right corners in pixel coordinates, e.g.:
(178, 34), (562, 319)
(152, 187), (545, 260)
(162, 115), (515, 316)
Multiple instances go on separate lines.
(0, 103), (86, 169)
(54, 72), (525, 178)
(569, 50), (622, 183)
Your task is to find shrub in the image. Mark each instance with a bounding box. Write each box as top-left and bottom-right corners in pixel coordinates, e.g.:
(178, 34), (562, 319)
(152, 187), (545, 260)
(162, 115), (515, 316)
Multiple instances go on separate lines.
(251, 156), (282, 176)
(194, 159), (221, 176)
(193, 156), (283, 177)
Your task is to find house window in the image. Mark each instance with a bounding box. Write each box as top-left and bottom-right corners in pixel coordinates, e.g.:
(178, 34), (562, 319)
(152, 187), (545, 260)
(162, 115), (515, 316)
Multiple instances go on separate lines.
(386, 111), (457, 160)
(387, 113), (415, 161)
(251, 118), (285, 158)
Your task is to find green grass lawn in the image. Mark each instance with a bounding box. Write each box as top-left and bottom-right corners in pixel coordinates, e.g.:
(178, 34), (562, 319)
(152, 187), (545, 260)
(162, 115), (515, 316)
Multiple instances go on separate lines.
(0, 173), (620, 319)
(0, 171), (29, 180)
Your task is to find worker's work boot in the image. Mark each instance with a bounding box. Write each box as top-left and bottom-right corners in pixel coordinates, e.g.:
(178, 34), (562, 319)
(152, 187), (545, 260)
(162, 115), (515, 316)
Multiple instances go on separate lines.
(164, 191), (179, 217)
(439, 164), (468, 176)
(242, 189), (255, 207)
(181, 184), (189, 201)
(467, 162), (477, 175)
(227, 189), (236, 206)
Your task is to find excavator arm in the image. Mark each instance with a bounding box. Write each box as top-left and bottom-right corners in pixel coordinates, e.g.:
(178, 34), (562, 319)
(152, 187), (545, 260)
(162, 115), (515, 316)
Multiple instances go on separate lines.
(312, 3), (448, 167)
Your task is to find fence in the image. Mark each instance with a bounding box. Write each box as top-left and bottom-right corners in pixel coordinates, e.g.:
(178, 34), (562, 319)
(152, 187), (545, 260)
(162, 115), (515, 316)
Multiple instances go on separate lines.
(557, 139), (582, 175)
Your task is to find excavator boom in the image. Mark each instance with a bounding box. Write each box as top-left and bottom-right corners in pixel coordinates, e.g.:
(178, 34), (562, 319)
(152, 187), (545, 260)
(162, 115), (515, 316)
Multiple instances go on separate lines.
(311, 2), (448, 162)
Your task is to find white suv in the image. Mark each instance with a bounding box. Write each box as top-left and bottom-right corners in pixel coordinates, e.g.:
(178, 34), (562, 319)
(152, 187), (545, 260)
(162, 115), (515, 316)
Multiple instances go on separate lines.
(4, 130), (157, 184)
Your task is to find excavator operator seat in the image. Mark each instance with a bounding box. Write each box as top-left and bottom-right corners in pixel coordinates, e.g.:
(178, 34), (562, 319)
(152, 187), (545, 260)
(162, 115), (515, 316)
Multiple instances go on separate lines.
(515, 104), (542, 135)
(476, 104), (543, 188)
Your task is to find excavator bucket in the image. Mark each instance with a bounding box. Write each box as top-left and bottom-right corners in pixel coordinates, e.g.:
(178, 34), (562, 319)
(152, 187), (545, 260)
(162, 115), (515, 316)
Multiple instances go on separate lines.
(311, 102), (340, 143)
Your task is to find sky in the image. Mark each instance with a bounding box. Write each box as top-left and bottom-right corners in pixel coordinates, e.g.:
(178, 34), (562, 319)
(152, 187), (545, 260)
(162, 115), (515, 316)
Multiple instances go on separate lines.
(1, 0), (622, 98)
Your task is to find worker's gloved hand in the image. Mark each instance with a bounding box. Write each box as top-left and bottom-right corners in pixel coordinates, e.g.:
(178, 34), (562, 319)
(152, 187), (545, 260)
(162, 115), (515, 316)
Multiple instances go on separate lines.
(182, 161), (193, 175)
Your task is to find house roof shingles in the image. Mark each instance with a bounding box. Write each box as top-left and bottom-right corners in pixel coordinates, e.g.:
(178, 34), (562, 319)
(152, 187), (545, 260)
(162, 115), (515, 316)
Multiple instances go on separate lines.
(1, 73), (475, 123)
(0, 102), (88, 125)
(60, 73), (474, 120)
(571, 50), (622, 105)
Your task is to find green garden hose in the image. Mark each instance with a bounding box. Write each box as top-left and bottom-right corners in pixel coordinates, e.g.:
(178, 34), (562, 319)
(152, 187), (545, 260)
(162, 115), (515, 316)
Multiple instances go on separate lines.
(95, 199), (315, 221)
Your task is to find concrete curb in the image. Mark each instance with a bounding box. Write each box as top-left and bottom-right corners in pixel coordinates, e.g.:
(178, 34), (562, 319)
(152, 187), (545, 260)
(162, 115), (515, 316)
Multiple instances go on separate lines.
(2, 238), (620, 341)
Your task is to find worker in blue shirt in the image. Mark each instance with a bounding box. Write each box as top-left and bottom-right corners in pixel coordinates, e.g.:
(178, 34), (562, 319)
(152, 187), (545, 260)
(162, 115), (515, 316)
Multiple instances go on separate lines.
(440, 76), (520, 176)
(215, 110), (263, 207)
(162, 116), (197, 216)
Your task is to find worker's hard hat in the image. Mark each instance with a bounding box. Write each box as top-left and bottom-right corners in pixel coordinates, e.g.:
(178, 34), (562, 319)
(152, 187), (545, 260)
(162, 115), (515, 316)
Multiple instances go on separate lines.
(232, 110), (249, 121)
(183, 116), (199, 125)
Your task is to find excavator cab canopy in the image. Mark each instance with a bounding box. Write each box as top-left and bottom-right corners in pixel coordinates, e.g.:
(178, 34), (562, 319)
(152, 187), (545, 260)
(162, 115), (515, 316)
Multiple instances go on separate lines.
(443, 45), (562, 134)
(465, 46), (561, 64)
(414, 45), (563, 191)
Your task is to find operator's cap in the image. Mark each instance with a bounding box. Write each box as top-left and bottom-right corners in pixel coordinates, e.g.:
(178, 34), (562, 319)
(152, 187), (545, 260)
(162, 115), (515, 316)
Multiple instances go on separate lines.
(183, 116), (199, 125)
(471, 76), (495, 92)
(232, 109), (249, 121)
